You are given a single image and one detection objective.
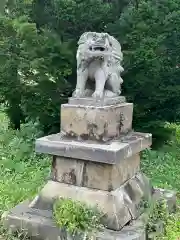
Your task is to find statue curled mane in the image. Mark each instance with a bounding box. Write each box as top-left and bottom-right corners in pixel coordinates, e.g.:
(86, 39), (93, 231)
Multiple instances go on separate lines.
(73, 32), (124, 98)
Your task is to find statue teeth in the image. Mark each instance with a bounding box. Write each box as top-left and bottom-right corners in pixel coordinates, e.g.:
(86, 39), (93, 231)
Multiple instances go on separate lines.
(74, 32), (124, 98)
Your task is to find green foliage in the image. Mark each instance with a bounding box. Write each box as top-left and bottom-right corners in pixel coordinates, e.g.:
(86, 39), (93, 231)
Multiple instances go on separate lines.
(141, 123), (180, 239)
(161, 211), (180, 240)
(146, 199), (180, 240)
(53, 198), (103, 237)
(141, 121), (180, 190)
(0, 110), (50, 216)
(0, 110), (180, 239)
(107, 0), (180, 145)
(1, 0), (180, 142)
(0, 12), (73, 132)
(0, 0), (116, 133)
(30, 0), (115, 40)
(141, 147), (180, 191)
(166, 122), (180, 144)
(0, 0), (6, 14)
(146, 200), (168, 234)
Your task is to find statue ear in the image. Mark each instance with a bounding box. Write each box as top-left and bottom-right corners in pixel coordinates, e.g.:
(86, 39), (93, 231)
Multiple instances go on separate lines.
(107, 34), (123, 60)
(106, 33), (113, 46)
(78, 32), (92, 45)
(78, 32), (88, 45)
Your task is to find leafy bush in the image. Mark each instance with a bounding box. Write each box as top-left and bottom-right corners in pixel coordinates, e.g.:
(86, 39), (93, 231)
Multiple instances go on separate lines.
(0, 13), (73, 133)
(1, 0), (180, 143)
(107, 0), (180, 145)
(146, 199), (180, 240)
(162, 211), (180, 240)
(146, 199), (168, 234)
(0, 110), (50, 215)
(0, 0), (116, 133)
(53, 198), (103, 237)
(141, 147), (180, 191)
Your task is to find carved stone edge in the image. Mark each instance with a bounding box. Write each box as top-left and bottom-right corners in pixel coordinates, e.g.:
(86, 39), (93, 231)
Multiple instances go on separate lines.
(69, 96), (127, 105)
(2, 188), (176, 240)
(68, 96), (126, 107)
(62, 101), (131, 109)
(35, 132), (152, 164)
(26, 172), (152, 230)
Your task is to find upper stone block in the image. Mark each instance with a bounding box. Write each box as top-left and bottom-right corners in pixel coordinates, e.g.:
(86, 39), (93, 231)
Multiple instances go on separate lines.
(61, 102), (133, 141)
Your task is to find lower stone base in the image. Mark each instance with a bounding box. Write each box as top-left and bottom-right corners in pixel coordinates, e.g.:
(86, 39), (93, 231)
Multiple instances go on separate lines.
(2, 200), (146, 240)
(28, 173), (153, 231)
(3, 188), (176, 240)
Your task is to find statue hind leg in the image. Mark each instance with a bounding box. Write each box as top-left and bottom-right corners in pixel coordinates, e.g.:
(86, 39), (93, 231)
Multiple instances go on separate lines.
(107, 74), (123, 96)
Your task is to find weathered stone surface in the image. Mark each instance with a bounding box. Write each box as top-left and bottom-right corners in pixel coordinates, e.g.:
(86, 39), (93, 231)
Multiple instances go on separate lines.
(73, 32), (124, 99)
(29, 172), (152, 231)
(60, 103), (133, 141)
(35, 131), (152, 164)
(52, 154), (140, 191)
(135, 173), (153, 200)
(52, 157), (84, 186)
(4, 201), (146, 240)
(3, 188), (176, 240)
(30, 180), (131, 230)
(68, 96), (126, 106)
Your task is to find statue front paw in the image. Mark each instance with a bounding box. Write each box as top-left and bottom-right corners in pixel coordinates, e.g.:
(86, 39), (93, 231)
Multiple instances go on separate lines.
(92, 90), (104, 99)
(72, 89), (85, 98)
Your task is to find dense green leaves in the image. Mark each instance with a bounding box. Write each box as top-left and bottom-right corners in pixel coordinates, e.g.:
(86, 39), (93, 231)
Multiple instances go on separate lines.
(53, 198), (103, 236)
(107, 0), (180, 143)
(0, 0), (180, 143)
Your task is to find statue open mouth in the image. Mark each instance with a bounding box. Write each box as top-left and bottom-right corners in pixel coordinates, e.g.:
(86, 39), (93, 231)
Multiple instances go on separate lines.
(89, 45), (106, 52)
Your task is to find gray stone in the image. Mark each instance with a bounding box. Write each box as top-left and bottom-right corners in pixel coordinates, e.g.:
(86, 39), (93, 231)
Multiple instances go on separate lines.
(52, 157), (84, 186)
(4, 201), (146, 240)
(30, 180), (131, 230)
(35, 131), (152, 164)
(73, 32), (124, 99)
(135, 173), (153, 200)
(61, 103), (133, 141)
(68, 96), (126, 106)
(52, 154), (140, 191)
(153, 188), (176, 213)
(29, 172), (152, 231)
(114, 173), (152, 221)
(4, 187), (176, 240)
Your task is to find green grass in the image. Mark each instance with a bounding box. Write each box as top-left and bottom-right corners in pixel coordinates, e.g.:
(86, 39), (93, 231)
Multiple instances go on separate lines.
(141, 123), (180, 193)
(141, 123), (180, 239)
(141, 148), (180, 192)
(0, 109), (180, 239)
(53, 198), (103, 237)
(0, 110), (50, 216)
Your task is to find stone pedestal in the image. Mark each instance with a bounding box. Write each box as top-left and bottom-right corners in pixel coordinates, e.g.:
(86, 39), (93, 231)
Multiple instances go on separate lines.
(3, 97), (176, 239)
(61, 101), (133, 141)
(51, 154), (140, 190)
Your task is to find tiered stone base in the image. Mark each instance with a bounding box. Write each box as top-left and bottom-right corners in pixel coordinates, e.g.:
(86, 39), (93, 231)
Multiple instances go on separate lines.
(3, 188), (176, 240)
(3, 98), (176, 239)
(28, 173), (152, 230)
(35, 131), (152, 164)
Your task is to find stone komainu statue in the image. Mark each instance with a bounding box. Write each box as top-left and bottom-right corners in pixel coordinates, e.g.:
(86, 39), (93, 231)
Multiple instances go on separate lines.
(73, 32), (124, 98)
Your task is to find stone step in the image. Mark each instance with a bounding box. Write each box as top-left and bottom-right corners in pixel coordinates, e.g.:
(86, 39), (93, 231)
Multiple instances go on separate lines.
(35, 132), (152, 164)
